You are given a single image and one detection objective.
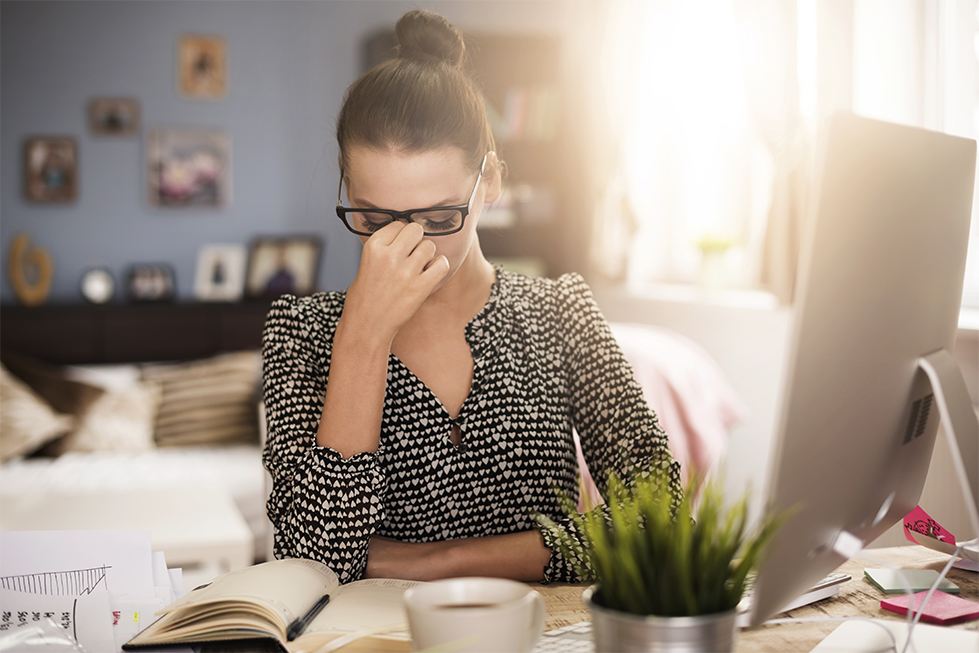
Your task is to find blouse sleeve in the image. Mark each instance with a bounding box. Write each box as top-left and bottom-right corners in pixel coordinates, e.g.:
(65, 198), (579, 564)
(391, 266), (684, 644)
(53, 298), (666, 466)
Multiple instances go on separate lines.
(537, 274), (682, 583)
(261, 295), (386, 584)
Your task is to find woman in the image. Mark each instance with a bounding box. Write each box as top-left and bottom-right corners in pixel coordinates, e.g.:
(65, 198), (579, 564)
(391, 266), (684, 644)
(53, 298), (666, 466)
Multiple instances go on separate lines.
(262, 9), (679, 585)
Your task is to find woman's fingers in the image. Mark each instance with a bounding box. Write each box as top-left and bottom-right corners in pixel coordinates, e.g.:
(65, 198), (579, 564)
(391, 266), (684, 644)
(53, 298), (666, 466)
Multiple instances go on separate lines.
(345, 220), (450, 339)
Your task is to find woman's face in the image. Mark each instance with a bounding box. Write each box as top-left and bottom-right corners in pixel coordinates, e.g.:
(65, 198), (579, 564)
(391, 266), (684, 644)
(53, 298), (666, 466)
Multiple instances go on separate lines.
(343, 146), (499, 286)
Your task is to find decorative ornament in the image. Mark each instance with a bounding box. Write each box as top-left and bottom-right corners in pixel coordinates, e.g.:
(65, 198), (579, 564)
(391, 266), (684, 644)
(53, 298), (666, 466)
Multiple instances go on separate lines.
(8, 232), (54, 306)
(80, 268), (115, 304)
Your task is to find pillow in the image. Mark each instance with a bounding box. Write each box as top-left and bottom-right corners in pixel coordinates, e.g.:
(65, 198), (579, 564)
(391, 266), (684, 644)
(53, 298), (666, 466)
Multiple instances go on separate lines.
(0, 350), (104, 415)
(63, 363), (143, 392)
(0, 363), (75, 462)
(142, 351), (262, 447)
(42, 378), (162, 455)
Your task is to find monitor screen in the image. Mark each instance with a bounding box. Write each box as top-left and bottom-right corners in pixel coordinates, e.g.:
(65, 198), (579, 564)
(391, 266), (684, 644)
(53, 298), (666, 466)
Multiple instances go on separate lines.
(747, 112), (978, 627)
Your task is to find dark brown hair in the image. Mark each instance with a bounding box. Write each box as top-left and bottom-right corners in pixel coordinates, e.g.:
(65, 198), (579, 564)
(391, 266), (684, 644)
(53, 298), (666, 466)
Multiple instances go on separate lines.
(336, 10), (496, 174)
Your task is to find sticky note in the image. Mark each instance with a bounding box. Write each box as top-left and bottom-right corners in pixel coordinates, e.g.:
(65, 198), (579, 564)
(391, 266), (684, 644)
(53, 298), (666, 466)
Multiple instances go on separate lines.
(904, 505), (956, 545)
(864, 569), (959, 594)
(881, 591), (979, 625)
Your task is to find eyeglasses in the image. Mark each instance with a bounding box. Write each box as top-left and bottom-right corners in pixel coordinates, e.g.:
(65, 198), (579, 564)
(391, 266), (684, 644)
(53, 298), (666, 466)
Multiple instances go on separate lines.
(336, 154), (488, 237)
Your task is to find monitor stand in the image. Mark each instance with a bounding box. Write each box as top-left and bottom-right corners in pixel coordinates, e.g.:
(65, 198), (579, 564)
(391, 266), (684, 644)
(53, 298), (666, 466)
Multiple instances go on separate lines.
(915, 349), (979, 570)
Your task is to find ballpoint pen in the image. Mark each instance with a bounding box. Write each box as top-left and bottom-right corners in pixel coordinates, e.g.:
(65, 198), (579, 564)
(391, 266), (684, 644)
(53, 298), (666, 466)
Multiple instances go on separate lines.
(286, 593), (332, 641)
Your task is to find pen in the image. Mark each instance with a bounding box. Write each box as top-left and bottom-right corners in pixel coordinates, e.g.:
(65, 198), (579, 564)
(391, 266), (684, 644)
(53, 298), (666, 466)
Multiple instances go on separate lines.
(286, 593), (331, 641)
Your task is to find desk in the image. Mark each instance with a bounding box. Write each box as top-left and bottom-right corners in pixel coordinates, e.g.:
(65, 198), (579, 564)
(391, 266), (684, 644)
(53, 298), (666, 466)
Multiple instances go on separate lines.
(536, 545), (978, 652)
(336, 545), (976, 652)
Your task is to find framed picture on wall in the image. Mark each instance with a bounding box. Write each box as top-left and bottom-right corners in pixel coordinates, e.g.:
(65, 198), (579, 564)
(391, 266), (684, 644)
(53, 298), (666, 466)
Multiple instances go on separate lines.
(194, 243), (246, 302)
(146, 128), (231, 208)
(89, 97), (140, 137)
(245, 236), (322, 298)
(178, 34), (227, 99)
(23, 137), (78, 203)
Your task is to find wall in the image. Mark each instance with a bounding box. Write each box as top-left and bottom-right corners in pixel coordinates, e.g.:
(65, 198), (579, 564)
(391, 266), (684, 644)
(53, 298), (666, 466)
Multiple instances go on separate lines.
(0, 0), (607, 303)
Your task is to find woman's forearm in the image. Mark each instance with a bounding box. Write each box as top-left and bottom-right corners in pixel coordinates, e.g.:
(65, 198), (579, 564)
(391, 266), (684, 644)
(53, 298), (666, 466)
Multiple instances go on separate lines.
(364, 530), (552, 582)
(315, 312), (392, 457)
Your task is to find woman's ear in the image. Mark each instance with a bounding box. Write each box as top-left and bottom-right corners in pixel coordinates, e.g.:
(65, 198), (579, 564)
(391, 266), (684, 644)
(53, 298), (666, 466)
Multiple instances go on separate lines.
(482, 151), (503, 204)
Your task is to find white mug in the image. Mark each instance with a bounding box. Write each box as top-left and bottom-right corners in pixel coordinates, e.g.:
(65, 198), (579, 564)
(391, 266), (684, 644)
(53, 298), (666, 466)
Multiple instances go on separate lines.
(403, 577), (547, 653)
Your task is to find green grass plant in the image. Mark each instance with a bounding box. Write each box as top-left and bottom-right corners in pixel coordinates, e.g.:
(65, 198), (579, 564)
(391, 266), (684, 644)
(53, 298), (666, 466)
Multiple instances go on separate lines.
(538, 466), (786, 617)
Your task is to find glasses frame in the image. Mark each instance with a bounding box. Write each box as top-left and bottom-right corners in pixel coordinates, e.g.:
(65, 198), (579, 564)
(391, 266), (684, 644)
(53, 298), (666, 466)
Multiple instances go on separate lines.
(336, 153), (488, 237)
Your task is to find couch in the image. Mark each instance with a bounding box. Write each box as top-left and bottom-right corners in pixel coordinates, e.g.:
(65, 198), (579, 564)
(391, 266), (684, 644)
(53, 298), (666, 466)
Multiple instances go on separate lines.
(0, 301), (273, 563)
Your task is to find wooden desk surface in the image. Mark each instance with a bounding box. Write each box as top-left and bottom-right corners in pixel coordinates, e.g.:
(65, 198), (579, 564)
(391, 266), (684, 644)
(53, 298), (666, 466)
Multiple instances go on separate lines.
(535, 545), (978, 652)
(337, 545), (976, 652)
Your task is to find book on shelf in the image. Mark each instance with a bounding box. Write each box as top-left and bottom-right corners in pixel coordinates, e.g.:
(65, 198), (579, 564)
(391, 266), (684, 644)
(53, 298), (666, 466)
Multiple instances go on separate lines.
(487, 85), (560, 143)
(122, 558), (419, 652)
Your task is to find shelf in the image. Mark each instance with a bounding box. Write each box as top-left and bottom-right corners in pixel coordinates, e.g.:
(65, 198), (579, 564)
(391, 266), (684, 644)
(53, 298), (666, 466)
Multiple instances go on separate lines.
(0, 300), (274, 365)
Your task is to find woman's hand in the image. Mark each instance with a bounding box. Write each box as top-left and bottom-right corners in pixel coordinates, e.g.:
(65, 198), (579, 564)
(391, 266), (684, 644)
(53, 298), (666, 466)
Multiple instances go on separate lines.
(344, 222), (450, 346)
(316, 222), (448, 457)
(363, 531), (551, 582)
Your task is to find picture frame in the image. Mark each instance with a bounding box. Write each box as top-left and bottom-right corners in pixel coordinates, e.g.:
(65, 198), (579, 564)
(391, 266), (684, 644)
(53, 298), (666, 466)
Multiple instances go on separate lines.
(178, 34), (227, 100)
(146, 128), (231, 208)
(88, 97), (140, 137)
(194, 243), (246, 302)
(24, 137), (78, 203)
(127, 264), (176, 302)
(245, 236), (322, 298)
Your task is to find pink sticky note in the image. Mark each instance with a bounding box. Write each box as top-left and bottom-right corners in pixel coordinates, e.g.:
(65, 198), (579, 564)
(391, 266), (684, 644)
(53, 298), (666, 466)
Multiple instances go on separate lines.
(881, 591), (979, 625)
(904, 505), (956, 545)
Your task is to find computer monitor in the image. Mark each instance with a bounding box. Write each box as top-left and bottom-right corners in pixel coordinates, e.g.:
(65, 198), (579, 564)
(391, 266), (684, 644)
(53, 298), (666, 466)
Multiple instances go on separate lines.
(747, 112), (979, 627)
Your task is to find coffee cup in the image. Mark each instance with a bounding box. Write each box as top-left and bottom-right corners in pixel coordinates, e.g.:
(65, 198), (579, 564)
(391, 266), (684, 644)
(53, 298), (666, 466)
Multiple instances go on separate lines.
(403, 577), (546, 653)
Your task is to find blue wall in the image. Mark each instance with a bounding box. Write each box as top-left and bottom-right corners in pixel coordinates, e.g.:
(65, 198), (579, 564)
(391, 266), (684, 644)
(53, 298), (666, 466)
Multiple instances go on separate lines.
(0, 0), (589, 303)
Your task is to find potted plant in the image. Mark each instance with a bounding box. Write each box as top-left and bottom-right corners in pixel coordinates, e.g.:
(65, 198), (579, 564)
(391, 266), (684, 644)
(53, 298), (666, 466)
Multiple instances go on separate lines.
(538, 465), (786, 653)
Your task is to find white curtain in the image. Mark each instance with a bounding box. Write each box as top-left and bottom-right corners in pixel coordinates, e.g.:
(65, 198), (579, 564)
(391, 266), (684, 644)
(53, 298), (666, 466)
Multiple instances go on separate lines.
(592, 0), (805, 299)
(591, 0), (979, 308)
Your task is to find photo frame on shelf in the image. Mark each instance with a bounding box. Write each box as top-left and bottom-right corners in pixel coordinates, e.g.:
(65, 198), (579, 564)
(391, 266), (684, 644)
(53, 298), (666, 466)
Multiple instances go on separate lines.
(178, 34), (227, 100)
(127, 264), (176, 302)
(24, 136), (77, 203)
(194, 244), (246, 302)
(146, 128), (231, 208)
(245, 236), (322, 298)
(88, 97), (140, 137)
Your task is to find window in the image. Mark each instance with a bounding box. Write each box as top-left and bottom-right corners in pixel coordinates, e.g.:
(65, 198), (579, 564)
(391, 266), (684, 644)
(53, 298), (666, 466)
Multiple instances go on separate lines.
(596, 0), (979, 308)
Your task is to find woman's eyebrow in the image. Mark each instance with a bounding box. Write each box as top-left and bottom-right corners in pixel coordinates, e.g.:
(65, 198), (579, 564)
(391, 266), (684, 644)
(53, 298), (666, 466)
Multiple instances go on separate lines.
(349, 196), (382, 209)
(350, 194), (465, 209)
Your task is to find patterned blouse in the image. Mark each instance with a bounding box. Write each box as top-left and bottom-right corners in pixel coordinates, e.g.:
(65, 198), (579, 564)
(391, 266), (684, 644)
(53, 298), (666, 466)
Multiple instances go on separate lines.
(261, 268), (679, 584)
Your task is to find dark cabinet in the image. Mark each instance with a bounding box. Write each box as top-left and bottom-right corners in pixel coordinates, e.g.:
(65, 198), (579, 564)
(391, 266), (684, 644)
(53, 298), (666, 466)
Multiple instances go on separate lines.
(0, 301), (273, 365)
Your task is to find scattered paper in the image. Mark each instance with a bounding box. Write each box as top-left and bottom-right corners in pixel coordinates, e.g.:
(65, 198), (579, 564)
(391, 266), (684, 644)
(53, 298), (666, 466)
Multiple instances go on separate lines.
(0, 587), (116, 653)
(0, 530), (173, 652)
(0, 531), (155, 601)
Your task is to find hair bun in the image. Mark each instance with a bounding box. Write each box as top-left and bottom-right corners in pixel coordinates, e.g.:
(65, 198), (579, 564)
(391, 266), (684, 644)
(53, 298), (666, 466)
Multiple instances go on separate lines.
(395, 10), (465, 67)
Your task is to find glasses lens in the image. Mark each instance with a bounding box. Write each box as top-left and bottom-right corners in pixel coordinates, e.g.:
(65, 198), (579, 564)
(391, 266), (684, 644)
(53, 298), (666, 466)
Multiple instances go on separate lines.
(349, 211), (395, 234)
(411, 209), (464, 234)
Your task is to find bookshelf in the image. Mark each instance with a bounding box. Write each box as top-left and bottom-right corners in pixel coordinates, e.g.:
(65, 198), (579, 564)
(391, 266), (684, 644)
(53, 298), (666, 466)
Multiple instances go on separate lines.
(362, 30), (588, 278)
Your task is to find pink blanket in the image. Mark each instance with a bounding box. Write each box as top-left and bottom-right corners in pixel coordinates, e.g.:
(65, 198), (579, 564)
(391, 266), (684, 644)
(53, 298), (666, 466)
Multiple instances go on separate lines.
(576, 323), (746, 508)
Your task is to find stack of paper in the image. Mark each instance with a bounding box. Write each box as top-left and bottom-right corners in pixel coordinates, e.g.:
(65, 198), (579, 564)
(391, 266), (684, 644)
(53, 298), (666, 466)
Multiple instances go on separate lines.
(0, 530), (183, 652)
(863, 568), (960, 595)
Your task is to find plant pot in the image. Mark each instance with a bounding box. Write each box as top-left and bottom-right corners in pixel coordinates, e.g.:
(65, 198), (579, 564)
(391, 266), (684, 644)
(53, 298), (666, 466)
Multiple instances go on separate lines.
(582, 586), (738, 653)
